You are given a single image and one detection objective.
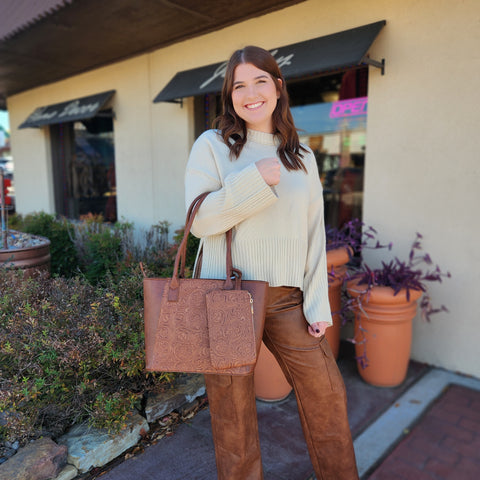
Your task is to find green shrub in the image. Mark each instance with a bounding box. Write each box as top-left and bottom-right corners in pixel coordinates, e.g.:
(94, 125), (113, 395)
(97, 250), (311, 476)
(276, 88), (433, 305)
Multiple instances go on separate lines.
(84, 229), (122, 283)
(5, 212), (23, 231)
(0, 212), (202, 445)
(7, 212), (78, 277)
(7, 211), (198, 283)
(122, 220), (176, 278)
(0, 268), (174, 444)
(68, 213), (121, 284)
(71, 216), (181, 284)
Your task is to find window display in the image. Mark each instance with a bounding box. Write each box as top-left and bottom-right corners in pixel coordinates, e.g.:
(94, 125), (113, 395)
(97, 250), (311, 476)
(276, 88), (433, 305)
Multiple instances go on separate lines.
(290, 68), (368, 229)
(50, 112), (116, 221)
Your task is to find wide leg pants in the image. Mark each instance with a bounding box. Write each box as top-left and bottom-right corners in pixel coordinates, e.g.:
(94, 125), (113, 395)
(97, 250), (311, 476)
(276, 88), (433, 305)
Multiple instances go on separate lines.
(204, 286), (359, 480)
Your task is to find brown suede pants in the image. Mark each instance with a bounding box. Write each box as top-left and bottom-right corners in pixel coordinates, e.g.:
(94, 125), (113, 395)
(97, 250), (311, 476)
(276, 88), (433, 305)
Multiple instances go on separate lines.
(205, 286), (359, 480)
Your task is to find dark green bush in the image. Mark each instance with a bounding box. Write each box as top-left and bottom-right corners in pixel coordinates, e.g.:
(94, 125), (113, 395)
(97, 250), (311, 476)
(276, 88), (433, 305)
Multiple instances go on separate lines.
(67, 213), (123, 285)
(0, 212), (202, 446)
(9, 212), (78, 277)
(8, 212), (198, 283)
(0, 267), (174, 444)
(84, 229), (122, 283)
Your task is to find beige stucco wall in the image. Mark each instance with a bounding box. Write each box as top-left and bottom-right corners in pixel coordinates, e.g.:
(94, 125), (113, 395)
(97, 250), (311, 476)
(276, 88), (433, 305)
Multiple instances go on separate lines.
(8, 54), (158, 230)
(7, 0), (480, 377)
(360, 0), (480, 377)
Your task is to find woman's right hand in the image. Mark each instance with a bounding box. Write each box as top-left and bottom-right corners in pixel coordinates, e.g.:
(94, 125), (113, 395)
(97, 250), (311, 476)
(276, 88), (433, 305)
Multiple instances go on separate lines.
(256, 157), (281, 186)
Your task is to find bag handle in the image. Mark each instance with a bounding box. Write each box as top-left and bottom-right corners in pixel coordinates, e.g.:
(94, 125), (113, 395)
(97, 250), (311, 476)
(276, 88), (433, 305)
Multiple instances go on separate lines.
(177, 193), (205, 280)
(181, 193), (239, 287)
(169, 192), (239, 300)
(173, 192), (208, 287)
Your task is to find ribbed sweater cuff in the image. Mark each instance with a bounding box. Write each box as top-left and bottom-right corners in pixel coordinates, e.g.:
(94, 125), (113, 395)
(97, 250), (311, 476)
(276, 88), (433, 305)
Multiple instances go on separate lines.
(303, 273), (333, 326)
(226, 162), (278, 215)
(304, 298), (333, 326)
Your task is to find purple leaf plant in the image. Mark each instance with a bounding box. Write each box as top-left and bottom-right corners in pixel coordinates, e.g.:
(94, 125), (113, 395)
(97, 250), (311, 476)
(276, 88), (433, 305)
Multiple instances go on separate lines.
(348, 232), (451, 321)
(325, 223), (451, 368)
(326, 218), (391, 280)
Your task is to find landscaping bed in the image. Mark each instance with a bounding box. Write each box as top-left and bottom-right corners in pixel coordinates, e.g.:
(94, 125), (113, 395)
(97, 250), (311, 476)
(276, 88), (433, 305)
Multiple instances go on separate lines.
(0, 212), (200, 478)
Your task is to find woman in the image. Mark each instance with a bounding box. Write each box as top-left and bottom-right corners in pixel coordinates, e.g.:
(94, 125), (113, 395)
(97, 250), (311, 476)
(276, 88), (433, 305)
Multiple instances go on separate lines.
(185, 46), (359, 480)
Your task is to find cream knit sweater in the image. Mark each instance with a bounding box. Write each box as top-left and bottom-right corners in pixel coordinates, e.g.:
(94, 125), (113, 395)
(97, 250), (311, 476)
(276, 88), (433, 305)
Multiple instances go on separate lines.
(185, 129), (332, 326)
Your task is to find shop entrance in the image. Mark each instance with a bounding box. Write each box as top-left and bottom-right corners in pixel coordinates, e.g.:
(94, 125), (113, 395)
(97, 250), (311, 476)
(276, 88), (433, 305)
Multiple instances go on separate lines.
(50, 111), (117, 222)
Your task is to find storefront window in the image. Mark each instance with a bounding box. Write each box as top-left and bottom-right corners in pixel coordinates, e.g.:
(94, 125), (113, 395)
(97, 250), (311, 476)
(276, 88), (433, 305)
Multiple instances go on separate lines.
(289, 67), (368, 229)
(50, 111), (117, 221)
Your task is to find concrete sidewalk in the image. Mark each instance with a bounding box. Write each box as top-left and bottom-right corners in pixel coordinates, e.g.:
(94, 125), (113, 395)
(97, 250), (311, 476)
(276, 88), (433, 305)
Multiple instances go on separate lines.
(89, 345), (480, 480)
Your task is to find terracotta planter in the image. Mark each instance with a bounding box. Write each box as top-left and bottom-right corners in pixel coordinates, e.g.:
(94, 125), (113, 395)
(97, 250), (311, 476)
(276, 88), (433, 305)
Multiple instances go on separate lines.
(325, 247), (351, 359)
(347, 281), (422, 387)
(0, 238), (51, 278)
(254, 247), (351, 401)
(254, 342), (292, 402)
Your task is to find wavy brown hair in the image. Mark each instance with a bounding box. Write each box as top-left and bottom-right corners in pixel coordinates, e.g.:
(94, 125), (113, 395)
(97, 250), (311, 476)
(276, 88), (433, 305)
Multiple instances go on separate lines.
(214, 46), (306, 172)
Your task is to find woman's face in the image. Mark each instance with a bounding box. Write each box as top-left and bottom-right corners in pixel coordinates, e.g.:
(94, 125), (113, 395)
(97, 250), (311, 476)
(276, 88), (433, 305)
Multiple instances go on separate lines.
(231, 62), (280, 133)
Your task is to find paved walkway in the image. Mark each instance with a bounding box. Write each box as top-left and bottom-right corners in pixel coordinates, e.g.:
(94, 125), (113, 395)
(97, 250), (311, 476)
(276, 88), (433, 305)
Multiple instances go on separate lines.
(357, 369), (480, 479)
(368, 384), (480, 480)
(89, 346), (480, 480)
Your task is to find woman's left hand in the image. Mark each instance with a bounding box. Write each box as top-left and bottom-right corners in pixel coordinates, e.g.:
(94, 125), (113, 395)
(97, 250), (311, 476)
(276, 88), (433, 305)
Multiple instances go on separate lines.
(308, 321), (330, 338)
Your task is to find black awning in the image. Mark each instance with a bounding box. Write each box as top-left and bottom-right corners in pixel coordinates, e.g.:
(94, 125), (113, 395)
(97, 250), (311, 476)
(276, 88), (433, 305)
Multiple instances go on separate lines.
(19, 90), (116, 129)
(154, 20), (386, 103)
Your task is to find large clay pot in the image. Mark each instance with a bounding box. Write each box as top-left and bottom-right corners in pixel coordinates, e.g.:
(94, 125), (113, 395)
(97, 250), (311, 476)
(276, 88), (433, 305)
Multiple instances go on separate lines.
(325, 247), (351, 358)
(254, 342), (292, 402)
(0, 237), (51, 278)
(347, 281), (422, 387)
(254, 247), (351, 401)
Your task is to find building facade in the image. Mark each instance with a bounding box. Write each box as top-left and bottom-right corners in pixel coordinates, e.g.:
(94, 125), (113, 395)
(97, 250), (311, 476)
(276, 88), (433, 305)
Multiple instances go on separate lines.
(6, 0), (480, 377)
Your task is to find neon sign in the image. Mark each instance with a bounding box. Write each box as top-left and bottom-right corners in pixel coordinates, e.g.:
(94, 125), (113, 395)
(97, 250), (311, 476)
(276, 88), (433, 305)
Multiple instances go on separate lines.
(329, 97), (368, 118)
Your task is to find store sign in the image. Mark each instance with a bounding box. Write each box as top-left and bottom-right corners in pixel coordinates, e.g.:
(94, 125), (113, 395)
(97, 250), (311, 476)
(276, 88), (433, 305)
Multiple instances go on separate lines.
(199, 49), (295, 90)
(19, 90), (115, 129)
(26, 101), (100, 125)
(330, 97), (368, 118)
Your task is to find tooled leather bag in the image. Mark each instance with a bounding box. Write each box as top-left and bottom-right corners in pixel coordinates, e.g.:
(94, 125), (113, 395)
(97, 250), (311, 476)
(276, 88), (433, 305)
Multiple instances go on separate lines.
(143, 192), (268, 375)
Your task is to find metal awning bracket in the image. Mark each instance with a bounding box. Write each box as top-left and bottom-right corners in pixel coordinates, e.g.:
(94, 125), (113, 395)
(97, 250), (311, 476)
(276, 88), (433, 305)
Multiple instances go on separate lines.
(169, 98), (184, 107)
(361, 55), (385, 75)
(95, 110), (116, 119)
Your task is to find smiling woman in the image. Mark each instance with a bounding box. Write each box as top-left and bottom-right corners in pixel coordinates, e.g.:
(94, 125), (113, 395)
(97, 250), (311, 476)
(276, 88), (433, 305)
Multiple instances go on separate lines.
(183, 45), (359, 480)
(231, 63), (280, 133)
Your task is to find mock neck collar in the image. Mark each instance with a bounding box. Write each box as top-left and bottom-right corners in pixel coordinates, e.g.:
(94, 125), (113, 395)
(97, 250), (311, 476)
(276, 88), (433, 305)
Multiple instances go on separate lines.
(247, 129), (280, 146)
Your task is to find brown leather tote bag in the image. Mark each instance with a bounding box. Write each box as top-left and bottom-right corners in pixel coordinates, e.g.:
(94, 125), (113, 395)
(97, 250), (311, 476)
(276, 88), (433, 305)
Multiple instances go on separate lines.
(143, 192), (268, 375)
